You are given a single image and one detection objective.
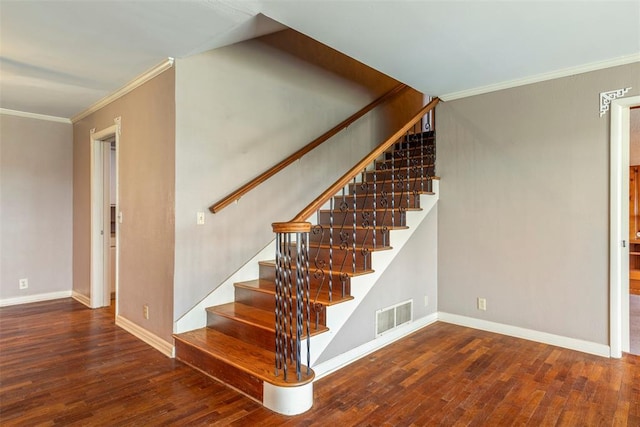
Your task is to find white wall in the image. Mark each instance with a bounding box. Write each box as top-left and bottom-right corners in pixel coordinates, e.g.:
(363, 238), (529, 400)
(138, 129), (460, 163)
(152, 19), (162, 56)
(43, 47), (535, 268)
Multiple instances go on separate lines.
(437, 63), (640, 345)
(173, 35), (418, 319)
(1, 114), (73, 303)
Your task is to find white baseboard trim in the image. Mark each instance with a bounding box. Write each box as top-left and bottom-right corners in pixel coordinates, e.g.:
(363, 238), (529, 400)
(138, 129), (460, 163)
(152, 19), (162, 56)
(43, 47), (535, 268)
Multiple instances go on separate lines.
(312, 312), (438, 380)
(438, 312), (611, 358)
(0, 290), (72, 307)
(115, 315), (175, 358)
(71, 291), (92, 308)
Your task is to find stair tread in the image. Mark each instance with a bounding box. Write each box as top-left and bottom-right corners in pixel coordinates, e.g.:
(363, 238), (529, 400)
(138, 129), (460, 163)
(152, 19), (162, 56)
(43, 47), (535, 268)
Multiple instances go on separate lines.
(235, 279), (354, 306)
(207, 302), (329, 337)
(259, 260), (374, 276)
(174, 327), (314, 387)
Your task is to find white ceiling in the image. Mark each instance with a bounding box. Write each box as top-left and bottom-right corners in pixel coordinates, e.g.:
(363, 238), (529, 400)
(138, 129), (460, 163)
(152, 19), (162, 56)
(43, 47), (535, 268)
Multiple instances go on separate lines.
(1, 1), (639, 120)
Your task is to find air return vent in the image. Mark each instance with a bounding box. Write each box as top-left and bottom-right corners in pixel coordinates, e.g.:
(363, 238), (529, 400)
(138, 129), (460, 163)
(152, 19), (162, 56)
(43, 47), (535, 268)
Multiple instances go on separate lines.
(375, 300), (413, 337)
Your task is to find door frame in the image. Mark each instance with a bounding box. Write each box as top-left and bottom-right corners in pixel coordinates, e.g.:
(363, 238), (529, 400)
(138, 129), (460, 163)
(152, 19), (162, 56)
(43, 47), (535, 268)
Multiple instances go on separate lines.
(610, 95), (639, 358)
(90, 118), (120, 309)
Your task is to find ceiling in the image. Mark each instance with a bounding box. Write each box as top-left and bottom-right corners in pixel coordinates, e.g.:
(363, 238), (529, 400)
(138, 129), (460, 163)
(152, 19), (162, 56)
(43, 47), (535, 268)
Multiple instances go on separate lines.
(1, 1), (639, 120)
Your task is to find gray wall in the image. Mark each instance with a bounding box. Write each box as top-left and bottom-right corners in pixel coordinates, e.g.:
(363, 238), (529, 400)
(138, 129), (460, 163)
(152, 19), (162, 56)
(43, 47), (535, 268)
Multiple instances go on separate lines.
(316, 206), (438, 363)
(437, 63), (640, 345)
(73, 69), (175, 343)
(174, 32), (420, 319)
(1, 114), (72, 300)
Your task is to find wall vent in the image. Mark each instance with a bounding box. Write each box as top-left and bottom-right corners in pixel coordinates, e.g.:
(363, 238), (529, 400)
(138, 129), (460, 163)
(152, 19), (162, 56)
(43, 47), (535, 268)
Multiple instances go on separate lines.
(375, 299), (413, 337)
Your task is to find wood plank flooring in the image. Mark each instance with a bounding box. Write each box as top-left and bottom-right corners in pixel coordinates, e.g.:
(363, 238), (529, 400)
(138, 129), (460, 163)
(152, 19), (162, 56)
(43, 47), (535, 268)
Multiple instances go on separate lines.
(1, 298), (639, 426)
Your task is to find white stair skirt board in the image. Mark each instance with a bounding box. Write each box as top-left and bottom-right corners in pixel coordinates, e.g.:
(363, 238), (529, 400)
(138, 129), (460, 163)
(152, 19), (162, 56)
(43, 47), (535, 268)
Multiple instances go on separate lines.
(438, 312), (610, 358)
(308, 181), (439, 366)
(263, 382), (313, 416)
(116, 315), (175, 358)
(0, 290), (72, 307)
(313, 312), (438, 380)
(174, 240), (276, 333)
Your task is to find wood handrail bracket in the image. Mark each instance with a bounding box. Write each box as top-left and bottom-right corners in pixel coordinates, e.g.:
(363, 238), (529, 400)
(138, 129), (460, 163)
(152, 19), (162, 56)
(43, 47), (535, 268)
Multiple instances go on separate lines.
(275, 97), (440, 231)
(209, 84), (409, 213)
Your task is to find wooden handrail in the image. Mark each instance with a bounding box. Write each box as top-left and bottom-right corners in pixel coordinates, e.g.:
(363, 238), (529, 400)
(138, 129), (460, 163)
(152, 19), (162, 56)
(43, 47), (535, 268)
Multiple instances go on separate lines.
(273, 97), (440, 232)
(209, 84), (409, 213)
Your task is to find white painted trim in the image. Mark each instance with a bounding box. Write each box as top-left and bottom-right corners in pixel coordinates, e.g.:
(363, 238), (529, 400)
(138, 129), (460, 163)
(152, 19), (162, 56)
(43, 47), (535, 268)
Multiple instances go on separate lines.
(313, 313), (438, 380)
(115, 315), (175, 358)
(440, 55), (640, 101)
(71, 57), (174, 123)
(438, 312), (610, 358)
(0, 291), (72, 307)
(263, 382), (313, 416)
(72, 291), (92, 308)
(0, 108), (72, 123)
(609, 95), (640, 358)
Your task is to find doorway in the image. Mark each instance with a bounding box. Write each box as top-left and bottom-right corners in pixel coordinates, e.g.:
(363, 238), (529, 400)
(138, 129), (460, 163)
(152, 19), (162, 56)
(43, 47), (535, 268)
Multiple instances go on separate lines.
(90, 118), (120, 311)
(610, 96), (640, 358)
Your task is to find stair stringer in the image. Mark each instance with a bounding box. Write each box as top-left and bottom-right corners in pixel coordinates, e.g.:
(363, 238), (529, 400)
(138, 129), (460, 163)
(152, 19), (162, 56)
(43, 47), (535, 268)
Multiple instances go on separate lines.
(307, 180), (439, 368)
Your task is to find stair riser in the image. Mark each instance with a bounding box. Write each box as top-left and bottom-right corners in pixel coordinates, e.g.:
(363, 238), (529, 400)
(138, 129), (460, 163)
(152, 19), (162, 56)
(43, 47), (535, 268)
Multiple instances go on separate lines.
(235, 287), (326, 326)
(378, 154), (435, 169)
(348, 179), (426, 196)
(364, 167), (435, 183)
(174, 339), (264, 402)
(309, 226), (393, 248)
(331, 193), (421, 210)
(207, 312), (310, 358)
(208, 311), (276, 352)
(259, 264), (352, 299)
(394, 136), (435, 151)
(319, 210), (405, 227)
(386, 146), (435, 159)
(307, 246), (372, 271)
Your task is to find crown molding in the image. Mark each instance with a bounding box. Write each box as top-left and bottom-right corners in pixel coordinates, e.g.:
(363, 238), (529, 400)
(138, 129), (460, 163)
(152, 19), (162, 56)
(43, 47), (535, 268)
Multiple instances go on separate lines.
(71, 57), (174, 123)
(440, 53), (640, 102)
(0, 108), (71, 124)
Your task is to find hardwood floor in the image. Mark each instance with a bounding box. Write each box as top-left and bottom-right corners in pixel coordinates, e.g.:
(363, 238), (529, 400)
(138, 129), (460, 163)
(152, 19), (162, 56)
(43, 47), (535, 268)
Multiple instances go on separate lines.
(1, 299), (639, 426)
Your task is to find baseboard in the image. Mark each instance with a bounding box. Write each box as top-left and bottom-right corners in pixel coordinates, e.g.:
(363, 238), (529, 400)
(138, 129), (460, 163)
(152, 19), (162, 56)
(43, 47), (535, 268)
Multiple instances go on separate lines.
(312, 312), (438, 380)
(116, 315), (175, 358)
(438, 312), (611, 358)
(71, 291), (91, 308)
(0, 290), (72, 307)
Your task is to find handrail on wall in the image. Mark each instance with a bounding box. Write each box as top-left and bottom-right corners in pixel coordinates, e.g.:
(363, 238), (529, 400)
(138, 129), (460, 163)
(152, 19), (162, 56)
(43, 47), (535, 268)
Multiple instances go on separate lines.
(272, 97), (440, 233)
(209, 83), (409, 213)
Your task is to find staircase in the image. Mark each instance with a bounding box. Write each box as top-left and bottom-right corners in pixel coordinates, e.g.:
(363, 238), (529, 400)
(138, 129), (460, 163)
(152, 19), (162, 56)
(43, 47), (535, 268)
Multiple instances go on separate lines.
(174, 102), (438, 415)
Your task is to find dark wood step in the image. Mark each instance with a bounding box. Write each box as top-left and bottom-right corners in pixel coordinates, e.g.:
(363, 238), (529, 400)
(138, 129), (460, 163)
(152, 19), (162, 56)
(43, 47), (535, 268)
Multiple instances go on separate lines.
(206, 302), (328, 353)
(348, 178), (429, 196)
(319, 209), (406, 227)
(234, 279), (353, 326)
(377, 153), (435, 169)
(174, 327), (314, 402)
(365, 165), (435, 182)
(331, 192), (422, 210)
(309, 224), (395, 248)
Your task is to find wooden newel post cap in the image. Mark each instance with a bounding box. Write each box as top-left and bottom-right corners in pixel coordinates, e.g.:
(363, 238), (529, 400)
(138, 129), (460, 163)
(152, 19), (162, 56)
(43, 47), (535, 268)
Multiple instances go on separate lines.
(272, 222), (311, 233)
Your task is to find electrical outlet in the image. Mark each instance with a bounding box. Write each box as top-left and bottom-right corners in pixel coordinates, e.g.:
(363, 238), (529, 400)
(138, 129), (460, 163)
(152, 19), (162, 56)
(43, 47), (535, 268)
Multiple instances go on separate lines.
(19, 278), (28, 290)
(477, 297), (487, 311)
(424, 295), (429, 307)
(143, 304), (149, 320)
(197, 211), (205, 225)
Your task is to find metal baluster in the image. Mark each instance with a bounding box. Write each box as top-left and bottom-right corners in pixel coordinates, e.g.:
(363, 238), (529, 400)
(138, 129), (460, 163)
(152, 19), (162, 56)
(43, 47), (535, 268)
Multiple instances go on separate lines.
(373, 161), (377, 249)
(295, 232), (304, 380)
(352, 177), (357, 274)
(328, 198), (334, 302)
(274, 233), (283, 376)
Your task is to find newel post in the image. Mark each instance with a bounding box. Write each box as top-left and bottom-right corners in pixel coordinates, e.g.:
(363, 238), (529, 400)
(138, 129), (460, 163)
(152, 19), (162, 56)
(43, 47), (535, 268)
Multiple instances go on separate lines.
(272, 221), (311, 381)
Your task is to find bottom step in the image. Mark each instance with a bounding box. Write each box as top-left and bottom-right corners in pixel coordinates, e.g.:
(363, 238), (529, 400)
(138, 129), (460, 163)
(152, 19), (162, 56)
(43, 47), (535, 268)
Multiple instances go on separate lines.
(174, 327), (314, 415)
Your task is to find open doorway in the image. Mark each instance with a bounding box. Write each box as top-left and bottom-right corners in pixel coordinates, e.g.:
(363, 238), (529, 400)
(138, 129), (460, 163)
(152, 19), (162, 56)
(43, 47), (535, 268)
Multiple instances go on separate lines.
(90, 119), (120, 312)
(610, 96), (640, 358)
